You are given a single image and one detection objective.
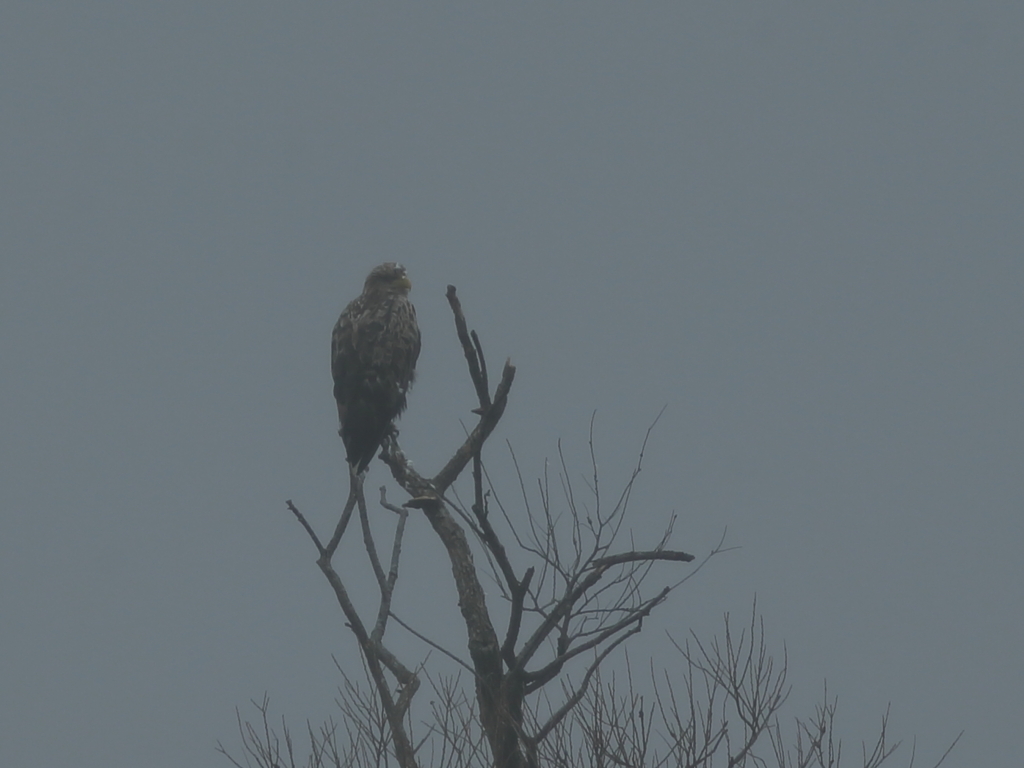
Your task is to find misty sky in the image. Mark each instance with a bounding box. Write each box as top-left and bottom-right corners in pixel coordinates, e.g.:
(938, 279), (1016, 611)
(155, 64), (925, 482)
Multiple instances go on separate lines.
(2, 5), (1022, 767)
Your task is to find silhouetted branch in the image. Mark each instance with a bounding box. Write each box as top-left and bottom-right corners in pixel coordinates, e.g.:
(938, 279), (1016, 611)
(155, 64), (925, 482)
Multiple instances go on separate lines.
(285, 476), (421, 768)
(530, 626), (638, 746)
(286, 500), (324, 557)
(502, 566), (534, 667)
(325, 472), (360, 557)
(470, 329), (489, 400)
(316, 548), (419, 766)
(372, 489), (409, 644)
(432, 359), (515, 494)
(389, 611), (475, 676)
(591, 550), (695, 567)
(357, 485), (388, 592)
(446, 285), (491, 410)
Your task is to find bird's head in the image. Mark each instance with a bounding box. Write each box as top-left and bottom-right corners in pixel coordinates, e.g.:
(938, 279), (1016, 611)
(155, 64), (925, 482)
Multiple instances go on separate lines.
(363, 262), (412, 296)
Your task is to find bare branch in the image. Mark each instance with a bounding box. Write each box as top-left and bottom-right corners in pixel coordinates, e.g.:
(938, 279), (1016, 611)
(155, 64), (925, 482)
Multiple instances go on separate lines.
(389, 611), (476, 676)
(502, 567), (534, 667)
(371, 488), (410, 643)
(446, 285), (491, 410)
(471, 329), (489, 399)
(525, 587), (670, 692)
(357, 484), (388, 592)
(318, 562), (419, 765)
(513, 566), (607, 674)
(378, 486), (407, 515)
(471, 454), (522, 602)
(531, 627), (639, 745)
(591, 550), (695, 568)
(325, 471), (360, 558)
(286, 500), (324, 557)
(931, 731), (965, 768)
(432, 359), (516, 494)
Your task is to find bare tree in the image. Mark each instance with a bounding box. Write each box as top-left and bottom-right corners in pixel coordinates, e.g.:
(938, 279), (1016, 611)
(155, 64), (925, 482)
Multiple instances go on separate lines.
(219, 607), (962, 768)
(220, 285), (960, 768)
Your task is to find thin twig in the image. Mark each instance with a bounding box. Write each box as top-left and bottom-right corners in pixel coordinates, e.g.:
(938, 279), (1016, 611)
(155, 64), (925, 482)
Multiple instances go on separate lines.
(389, 612), (476, 675)
(286, 500), (325, 557)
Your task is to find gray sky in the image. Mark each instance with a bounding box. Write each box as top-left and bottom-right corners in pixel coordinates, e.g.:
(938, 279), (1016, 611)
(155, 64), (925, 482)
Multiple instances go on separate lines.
(2, 4), (1021, 766)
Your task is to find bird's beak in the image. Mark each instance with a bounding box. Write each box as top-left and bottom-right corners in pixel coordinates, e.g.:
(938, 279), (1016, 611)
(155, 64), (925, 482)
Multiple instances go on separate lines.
(399, 275), (412, 291)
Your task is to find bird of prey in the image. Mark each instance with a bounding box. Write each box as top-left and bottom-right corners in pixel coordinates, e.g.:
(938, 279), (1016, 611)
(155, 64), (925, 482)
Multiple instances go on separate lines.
(331, 263), (421, 472)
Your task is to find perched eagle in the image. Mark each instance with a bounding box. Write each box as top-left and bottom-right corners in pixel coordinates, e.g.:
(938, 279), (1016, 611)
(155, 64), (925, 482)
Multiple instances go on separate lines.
(331, 263), (421, 472)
